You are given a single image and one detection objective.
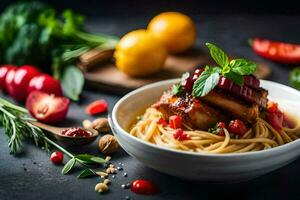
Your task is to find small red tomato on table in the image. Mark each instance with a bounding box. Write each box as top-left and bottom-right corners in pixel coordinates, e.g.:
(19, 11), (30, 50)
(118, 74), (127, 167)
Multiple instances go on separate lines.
(26, 91), (70, 124)
(50, 151), (64, 165)
(28, 74), (63, 96)
(5, 65), (40, 101)
(0, 64), (17, 92)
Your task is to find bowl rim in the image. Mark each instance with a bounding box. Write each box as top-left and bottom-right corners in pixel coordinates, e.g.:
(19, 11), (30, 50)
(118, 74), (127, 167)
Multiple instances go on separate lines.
(112, 78), (300, 158)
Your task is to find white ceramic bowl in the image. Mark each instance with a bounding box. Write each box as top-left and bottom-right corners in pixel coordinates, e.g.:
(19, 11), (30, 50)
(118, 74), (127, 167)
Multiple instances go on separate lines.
(110, 79), (300, 182)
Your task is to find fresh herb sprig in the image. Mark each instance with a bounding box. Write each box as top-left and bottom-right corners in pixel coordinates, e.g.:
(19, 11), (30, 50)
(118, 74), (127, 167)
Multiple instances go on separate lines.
(192, 43), (257, 97)
(0, 96), (106, 178)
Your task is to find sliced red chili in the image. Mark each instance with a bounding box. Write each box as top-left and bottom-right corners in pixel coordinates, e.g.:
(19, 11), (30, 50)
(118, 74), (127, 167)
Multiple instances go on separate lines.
(85, 99), (108, 115)
(251, 38), (300, 64)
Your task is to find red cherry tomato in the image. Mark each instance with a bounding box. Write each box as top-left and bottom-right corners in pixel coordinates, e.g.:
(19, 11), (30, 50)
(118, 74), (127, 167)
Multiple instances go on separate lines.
(28, 74), (62, 96)
(0, 65), (17, 92)
(228, 119), (247, 136)
(169, 115), (182, 129)
(6, 65), (40, 101)
(85, 99), (108, 115)
(267, 102), (284, 131)
(131, 180), (159, 195)
(50, 151), (64, 165)
(251, 38), (300, 64)
(26, 91), (70, 124)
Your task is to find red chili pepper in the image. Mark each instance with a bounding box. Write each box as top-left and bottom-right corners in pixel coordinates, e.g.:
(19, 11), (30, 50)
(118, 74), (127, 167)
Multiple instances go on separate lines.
(250, 38), (300, 64)
(85, 99), (108, 115)
(173, 129), (190, 141)
(169, 115), (182, 129)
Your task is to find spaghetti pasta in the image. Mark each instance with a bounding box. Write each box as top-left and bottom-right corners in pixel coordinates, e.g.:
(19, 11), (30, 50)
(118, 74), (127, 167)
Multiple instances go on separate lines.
(130, 108), (300, 154)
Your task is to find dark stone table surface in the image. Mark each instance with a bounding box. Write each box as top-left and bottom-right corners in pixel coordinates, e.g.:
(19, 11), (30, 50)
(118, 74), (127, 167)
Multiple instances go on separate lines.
(1, 14), (300, 200)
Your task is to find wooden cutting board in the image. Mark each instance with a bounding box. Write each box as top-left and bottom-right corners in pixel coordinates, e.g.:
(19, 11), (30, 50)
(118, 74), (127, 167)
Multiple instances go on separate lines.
(83, 48), (271, 94)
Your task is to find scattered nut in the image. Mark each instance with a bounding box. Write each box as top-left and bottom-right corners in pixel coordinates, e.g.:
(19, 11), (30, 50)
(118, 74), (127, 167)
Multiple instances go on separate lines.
(96, 171), (108, 178)
(105, 156), (111, 162)
(104, 179), (110, 185)
(99, 135), (119, 154)
(95, 182), (109, 193)
(106, 167), (116, 174)
(109, 164), (115, 168)
(92, 118), (111, 133)
(82, 119), (92, 129)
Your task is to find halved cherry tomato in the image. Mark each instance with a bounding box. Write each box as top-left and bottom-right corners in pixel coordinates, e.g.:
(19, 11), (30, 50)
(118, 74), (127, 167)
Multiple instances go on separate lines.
(85, 99), (108, 115)
(26, 91), (70, 124)
(169, 115), (182, 129)
(251, 38), (300, 64)
(6, 65), (40, 101)
(0, 65), (17, 92)
(28, 74), (62, 96)
(228, 119), (247, 136)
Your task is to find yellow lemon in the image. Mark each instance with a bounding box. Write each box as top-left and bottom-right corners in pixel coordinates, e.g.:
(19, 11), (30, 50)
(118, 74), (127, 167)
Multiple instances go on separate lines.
(114, 29), (167, 77)
(147, 12), (196, 53)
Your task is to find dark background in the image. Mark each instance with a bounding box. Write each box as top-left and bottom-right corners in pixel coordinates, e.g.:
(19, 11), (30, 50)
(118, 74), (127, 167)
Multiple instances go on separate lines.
(1, 0), (300, 16)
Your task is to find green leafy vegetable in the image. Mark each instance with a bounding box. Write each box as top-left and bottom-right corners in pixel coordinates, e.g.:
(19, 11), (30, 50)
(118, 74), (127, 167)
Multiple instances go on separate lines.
(230, 59), (256, 75)
(206, 43), (229, 68)
(77, 168), (96, 179)
(62, 158), (76, 174)
(171, 84), (183, 95)
(61, 65), (84, 101)
(0, 1), (119, 100)
(289, 67), (300, 90)
(193, 70), (220, 97)
(224, 71), (244, 86)
(0, 97), (48, 154)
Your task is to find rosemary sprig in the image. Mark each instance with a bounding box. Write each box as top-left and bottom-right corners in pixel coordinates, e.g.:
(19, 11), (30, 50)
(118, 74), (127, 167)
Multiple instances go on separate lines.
(0, 96), (106, 178)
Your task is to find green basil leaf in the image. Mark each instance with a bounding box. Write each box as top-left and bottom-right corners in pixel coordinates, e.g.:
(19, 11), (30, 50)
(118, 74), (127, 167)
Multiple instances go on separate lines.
(206, 43), (229, 68)
(62, 158), (76, 174)
(171, 84), (183, 95)
(289, 67), (300, 90)
(75, 154), (106, 164)
(90, 157), (106, 164)
(224, 72), (244, 86)
(230, 59), (257, 75)
(77, 168), (96, 179)
(193, 70), (220, 97)
(61, 65), (84, 101)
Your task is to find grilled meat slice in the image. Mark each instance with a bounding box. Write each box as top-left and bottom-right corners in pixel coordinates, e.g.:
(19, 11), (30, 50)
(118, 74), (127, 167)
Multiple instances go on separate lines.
(153, 91), (226, 130)
(218, 76), (268, 108)
(201, 90), (260, 123)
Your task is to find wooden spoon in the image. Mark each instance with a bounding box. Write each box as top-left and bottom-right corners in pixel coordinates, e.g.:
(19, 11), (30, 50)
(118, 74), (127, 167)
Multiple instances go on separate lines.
(30, 121), (99, 146)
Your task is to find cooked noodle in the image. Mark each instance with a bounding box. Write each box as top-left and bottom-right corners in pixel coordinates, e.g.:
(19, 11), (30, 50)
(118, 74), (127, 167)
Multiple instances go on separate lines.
(130, 108), (300, 154)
